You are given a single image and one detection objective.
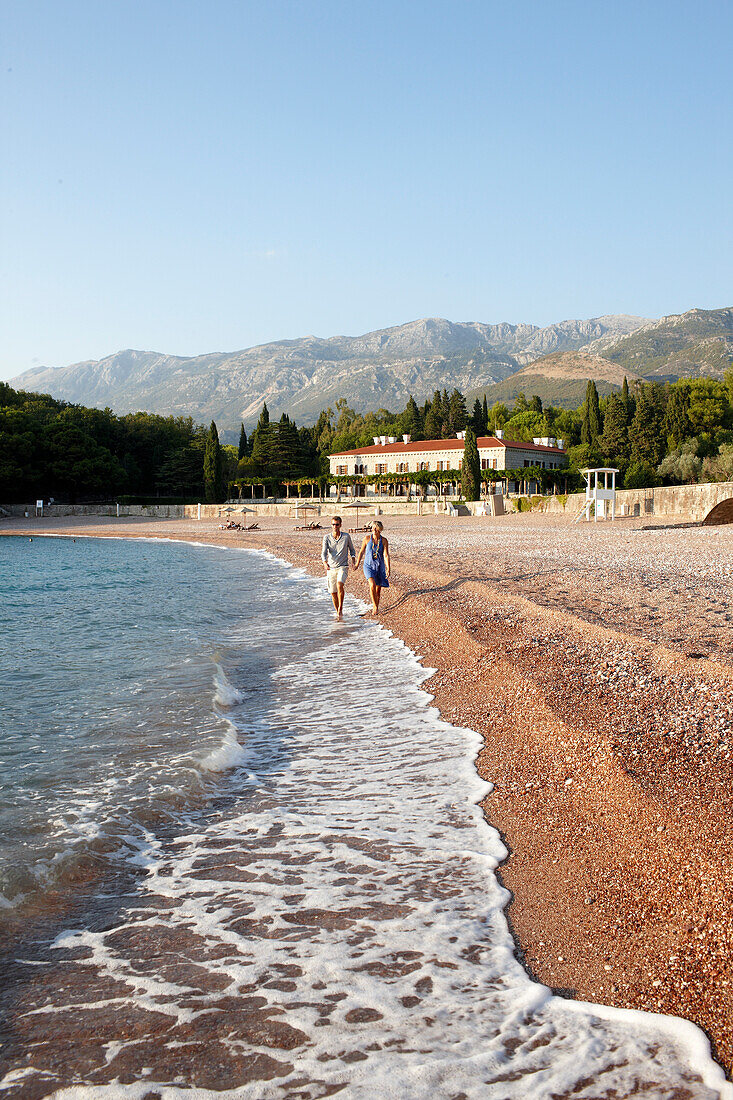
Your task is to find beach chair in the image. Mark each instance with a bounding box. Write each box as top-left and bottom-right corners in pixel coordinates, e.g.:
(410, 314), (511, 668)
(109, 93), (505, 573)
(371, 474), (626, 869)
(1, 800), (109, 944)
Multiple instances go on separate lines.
(247, 522), (260, 530)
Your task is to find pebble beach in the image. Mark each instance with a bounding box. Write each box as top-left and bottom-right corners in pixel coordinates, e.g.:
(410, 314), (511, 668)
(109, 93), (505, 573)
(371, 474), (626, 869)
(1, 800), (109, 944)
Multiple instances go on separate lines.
(3, 509), (732, 1084)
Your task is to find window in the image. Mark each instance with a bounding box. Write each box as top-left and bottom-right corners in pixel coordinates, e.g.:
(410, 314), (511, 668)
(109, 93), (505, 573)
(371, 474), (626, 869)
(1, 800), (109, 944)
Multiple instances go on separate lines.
(397, 462), (409, 473)
(458, 459), (463, 470)
(375, 463), (387, 475)
(523, 460), (530, 467)
(418, 461), (429, 471)
(437, 460), (446, 471)
(336, 465), (347, 476)
(481, 458), (489, 470)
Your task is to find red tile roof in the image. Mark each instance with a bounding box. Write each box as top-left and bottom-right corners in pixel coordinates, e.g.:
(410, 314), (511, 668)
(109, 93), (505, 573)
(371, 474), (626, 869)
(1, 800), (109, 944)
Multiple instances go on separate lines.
(330, 436), (565, 457)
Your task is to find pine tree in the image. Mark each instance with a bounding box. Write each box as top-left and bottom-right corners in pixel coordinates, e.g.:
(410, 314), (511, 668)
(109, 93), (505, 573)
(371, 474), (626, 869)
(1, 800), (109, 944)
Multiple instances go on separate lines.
(448, 389), (467, 433)
(664, 385), (692, 448)
(630, 384), (665, 467)
(203, 420), (224, 503)
(238, 423), (248, 459)
(461, 427), (481, 501)
(251, 403), (275, 470)
(272, 414), (300, 478)
(403, 395), (423, 440)
(599, 393), (629, 470)
(424, 390), (443, 439)
(530, 395), (543, 414)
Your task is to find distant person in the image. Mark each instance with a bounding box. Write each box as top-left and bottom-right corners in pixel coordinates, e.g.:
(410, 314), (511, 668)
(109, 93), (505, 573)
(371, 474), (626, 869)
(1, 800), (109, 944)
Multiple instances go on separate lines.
(355, 520), (390, 617)
(321, 516), (356, 621)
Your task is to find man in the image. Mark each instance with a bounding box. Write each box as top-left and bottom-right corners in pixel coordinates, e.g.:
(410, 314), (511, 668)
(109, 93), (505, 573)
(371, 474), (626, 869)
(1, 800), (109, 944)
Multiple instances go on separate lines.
(321, 515), (356, 621)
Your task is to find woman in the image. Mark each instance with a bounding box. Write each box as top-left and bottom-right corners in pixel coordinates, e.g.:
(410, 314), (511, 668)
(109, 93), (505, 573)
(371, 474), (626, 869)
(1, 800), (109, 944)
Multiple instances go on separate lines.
(355, 520), (391, 617)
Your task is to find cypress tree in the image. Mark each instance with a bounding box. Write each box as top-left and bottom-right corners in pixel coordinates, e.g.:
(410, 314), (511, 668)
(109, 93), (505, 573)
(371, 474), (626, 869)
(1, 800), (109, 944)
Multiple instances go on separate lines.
(448, 388), (467, 432)
(238, 422), (248, 459)
(621, 376), (631, 419)
(581, 380), (601, 446)
(461, 427), (481, 501)
(441, 389), (451, 434)
(470, 398), (483, 435)
(482, 394), (489, 434)
(203, 420), (224, 503)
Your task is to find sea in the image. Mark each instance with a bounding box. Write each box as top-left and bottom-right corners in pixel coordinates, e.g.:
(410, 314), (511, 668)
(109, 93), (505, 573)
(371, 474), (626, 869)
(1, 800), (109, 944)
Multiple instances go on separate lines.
(0, 534), (729, 1099)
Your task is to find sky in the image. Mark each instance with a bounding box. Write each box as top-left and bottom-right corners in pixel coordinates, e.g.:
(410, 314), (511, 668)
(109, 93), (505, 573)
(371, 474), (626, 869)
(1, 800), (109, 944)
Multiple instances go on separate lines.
(1, 0), (731, 380)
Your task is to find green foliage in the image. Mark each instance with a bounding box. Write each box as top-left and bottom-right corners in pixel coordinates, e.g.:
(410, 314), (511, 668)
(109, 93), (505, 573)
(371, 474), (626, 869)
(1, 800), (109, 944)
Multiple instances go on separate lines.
(581, 380), (601, 446)
(238, 423), (248, 459)
(629, 383), (665, 467)
(203, 421), (224, 503)
(702, 443), (733, 483)
(461, 428), (481, 501)
(503, 408), (544, 442)
(664, 384), (692, 449)
(599, 393), (629, 470)
(624, 460), (660, 489)
(658, 439), (703, 484)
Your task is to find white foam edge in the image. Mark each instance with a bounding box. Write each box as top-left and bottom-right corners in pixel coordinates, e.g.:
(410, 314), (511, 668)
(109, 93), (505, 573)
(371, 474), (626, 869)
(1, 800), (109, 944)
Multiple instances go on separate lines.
(22, 534), (732, 1095)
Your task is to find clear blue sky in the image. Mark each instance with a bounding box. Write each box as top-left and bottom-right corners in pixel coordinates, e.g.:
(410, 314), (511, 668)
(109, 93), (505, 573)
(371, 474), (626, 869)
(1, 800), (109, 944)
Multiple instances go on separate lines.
(2, 0), (731, 380)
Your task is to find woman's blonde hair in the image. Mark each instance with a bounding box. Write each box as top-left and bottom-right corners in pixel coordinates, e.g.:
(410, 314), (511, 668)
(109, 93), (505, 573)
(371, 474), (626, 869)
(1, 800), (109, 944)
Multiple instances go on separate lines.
(371, 520), (384, 531)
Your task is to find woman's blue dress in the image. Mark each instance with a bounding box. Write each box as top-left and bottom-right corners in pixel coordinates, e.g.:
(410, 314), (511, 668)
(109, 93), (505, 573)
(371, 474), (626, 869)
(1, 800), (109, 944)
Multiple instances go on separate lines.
(363, 535), (389, 587)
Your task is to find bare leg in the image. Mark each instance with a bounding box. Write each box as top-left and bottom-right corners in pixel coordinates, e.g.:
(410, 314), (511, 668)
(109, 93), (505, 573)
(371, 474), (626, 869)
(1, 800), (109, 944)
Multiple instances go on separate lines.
(368, 578), (379, 616)
(336, 582), (346, 620)
(330, 588), (340, 617)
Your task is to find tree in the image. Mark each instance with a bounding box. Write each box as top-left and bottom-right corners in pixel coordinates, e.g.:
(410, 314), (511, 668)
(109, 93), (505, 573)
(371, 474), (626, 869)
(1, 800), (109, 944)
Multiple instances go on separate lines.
(529, 395), (543, 414)
(238, 423), (248, 459)
(599, 393), (629, 470)
(625, 459), (660, 489)
(687, 379), (728, 435)
(448, 389), (467, 433)
(581, 381), (601, 446)
(203, 420), (224, 502)
(251, 403), (276, 470)
(621, 376), (631, 420)
(402, 395), (423, 440)
(482, 394), (489, 434)
(664, 385), (691, 449)
(630, 384), (665, 467)
(424, 390), (443, 439)
(461, 428), (481, 501)
(658, 440), (702, 484)
(470, 398), (483, 436)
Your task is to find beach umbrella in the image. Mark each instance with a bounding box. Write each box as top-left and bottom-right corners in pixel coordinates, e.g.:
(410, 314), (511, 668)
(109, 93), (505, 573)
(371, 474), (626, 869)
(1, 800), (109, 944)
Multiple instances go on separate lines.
(343, 500), (368, 526)
(294, 501), (318, 518)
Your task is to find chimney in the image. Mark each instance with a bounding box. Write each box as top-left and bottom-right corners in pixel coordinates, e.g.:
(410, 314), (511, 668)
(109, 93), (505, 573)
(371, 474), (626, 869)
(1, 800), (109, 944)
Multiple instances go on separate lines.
(379, 436), (387, 446)
(495, 429), (504, 440)
(373, 437), (380, 446)
(388, 436), (396, 444)
(402, 434), (411, 444)
(557, 438), (564, 450)
(456, 431), (465, 440)
(533, 437), (541, 445)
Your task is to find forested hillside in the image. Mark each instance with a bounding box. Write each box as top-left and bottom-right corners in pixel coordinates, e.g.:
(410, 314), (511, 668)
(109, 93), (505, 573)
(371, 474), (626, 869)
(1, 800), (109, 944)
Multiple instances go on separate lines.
(3, 370), (733, 504)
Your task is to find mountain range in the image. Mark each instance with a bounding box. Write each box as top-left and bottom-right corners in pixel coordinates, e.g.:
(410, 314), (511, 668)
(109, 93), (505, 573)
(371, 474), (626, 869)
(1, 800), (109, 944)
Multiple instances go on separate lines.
(10, 307), (732, 431)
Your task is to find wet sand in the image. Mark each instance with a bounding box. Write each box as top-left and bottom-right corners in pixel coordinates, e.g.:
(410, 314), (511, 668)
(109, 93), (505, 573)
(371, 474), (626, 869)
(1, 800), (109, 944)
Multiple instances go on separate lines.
(4, 510), (733, 1079)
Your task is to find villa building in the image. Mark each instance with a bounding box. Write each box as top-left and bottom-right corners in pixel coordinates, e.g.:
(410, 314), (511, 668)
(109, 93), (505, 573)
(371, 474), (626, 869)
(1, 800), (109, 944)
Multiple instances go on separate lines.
(328, 431), (567, 495)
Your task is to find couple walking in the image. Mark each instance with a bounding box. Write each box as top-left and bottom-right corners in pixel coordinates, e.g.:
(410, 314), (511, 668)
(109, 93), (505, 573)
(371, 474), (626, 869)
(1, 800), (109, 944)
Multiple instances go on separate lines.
(321, 515), (391, 621)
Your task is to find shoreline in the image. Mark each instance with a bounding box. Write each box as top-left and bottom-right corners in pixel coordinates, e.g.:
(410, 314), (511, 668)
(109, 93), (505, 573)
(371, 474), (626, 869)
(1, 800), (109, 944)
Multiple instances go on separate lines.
(3, 512), (732, 1079)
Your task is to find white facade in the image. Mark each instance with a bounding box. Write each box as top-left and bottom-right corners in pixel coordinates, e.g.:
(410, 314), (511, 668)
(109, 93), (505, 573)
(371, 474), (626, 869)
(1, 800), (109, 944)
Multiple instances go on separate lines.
(329, 434), (567, 480)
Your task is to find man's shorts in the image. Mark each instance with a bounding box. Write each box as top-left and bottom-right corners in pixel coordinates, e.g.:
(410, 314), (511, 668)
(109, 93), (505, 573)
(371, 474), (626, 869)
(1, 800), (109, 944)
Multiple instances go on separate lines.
(327, 566), (348, 593)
